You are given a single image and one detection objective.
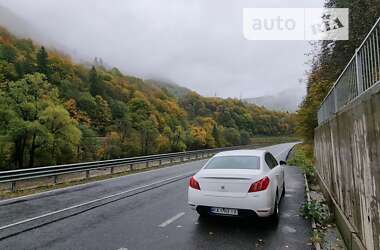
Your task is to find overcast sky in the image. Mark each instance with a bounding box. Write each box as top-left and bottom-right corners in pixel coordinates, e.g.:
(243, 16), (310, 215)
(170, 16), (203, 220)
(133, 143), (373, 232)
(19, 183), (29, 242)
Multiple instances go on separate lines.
(0, 0), (323, 99)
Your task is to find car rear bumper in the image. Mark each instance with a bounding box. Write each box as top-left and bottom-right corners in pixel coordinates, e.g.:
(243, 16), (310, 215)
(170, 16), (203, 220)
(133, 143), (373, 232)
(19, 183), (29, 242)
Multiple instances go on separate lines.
(195, 205), (259, 217)
(188, 188), (274, 217)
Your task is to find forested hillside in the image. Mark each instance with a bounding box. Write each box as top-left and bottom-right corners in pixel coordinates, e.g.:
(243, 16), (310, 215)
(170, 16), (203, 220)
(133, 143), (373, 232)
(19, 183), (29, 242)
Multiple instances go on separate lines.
(0, 27), (296, 170)
(297, 0), (380, 143)
(144, 79), (191, 98)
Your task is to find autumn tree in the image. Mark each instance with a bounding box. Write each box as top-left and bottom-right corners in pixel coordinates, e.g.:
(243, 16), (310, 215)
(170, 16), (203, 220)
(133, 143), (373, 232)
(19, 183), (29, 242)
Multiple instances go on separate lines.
(297, 0), (380, 143)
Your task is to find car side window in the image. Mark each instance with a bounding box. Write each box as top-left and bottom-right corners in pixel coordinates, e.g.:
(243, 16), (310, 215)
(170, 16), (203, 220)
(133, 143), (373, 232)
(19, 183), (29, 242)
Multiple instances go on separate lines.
(265, 153), (275, 169)
(269, 154), (278, 166)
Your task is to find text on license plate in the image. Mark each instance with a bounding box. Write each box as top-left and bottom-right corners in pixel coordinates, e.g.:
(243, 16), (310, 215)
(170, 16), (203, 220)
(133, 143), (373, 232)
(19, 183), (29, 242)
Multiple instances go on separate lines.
(210, 207), (238, 215)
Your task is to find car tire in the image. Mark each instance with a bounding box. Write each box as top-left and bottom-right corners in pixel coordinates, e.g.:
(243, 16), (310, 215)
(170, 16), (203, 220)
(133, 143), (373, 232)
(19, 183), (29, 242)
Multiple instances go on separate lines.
(197, 209), (209, 218)
(281, 182), (286, 198)
(270, 194), (279, 223)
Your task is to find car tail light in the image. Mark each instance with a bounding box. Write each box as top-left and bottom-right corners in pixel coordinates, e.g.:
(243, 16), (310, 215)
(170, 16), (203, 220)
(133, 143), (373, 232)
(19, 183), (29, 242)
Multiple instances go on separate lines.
(189, 176), (201, 190)
(248, 177), (270, 192)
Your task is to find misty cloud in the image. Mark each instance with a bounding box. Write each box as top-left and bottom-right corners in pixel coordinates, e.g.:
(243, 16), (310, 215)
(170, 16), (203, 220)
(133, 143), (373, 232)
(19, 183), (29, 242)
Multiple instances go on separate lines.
(0, 0), (323, 99)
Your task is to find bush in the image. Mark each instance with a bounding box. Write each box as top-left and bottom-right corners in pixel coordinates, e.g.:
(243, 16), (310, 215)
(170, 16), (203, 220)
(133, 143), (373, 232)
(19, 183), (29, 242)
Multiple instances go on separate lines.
(300, 200), (330, 225)
(287, 144), (315, 181)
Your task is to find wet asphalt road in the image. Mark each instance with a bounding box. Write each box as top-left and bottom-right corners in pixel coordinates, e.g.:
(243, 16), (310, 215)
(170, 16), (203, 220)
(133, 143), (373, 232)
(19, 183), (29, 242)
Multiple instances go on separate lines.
(0, 143), (312, 250)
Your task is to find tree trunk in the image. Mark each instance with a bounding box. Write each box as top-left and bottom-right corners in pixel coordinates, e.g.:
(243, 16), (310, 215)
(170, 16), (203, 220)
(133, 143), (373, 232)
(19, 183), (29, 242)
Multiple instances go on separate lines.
(29, 133), (36, 168)
(14, 138), (21, 169)
(14, 136), (27, 169)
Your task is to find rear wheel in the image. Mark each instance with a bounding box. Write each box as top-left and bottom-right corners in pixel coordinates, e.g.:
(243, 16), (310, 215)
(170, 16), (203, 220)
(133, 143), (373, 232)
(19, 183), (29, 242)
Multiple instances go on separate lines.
(281, 181), (286, 198)
(270, 193), (279, 223)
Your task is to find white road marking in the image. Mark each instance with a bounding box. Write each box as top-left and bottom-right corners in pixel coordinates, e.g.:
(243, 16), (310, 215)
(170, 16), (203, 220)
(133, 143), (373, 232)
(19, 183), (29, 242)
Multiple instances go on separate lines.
(0, 173), (193, 231)
(158, 212), (185, 227)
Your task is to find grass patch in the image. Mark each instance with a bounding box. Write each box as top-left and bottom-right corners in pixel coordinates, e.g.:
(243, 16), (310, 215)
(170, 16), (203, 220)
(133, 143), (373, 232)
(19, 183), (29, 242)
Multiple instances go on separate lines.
(287, 143), (315, 182)
(311, 229), (324, 245)
(250, 136), (299, 144)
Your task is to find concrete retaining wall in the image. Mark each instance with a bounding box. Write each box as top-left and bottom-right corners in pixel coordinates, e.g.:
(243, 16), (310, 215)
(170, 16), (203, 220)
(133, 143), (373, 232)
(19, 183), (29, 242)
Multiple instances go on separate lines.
(314, 82), (380, 250)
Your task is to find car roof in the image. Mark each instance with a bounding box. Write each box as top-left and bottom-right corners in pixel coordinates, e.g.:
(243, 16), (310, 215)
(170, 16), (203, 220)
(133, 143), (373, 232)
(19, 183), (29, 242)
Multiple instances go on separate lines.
(213, 149), (266, 157)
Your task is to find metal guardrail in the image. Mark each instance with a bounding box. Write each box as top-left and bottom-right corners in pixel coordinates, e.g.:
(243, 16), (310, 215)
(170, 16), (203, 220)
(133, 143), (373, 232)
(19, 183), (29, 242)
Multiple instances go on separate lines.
(318, 18), (380, 124)
(0, 144), (267, 190)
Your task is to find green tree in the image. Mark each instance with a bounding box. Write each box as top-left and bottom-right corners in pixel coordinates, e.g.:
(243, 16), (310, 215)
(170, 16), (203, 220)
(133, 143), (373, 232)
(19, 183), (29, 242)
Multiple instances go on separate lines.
(212, 125), (222, 147)
(136, 119), (159, 155)
(223, 127), (241, 146)
(93, 95), (112, 134)
(40, 105), (81, 164)
(0, 44), (17, 62)
(240, 130), (251, 145)
(36, 46), (49, 76)
(78, 126), (100, 161)
(0, 73), (80, 168)
(89, 66), (103, 96)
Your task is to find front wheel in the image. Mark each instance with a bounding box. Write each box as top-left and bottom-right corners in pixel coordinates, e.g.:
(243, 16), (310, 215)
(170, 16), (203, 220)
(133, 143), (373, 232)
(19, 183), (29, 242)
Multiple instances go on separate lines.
(197, 209), (209, 218)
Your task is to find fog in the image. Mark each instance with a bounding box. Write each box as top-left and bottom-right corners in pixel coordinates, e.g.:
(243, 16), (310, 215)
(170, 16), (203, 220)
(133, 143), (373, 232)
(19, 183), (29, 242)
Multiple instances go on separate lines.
(0, 0), (323, 100)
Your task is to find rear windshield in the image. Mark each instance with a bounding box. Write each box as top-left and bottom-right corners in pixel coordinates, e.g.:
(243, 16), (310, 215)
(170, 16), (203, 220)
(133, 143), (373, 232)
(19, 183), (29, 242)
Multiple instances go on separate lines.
(204, 156), (260, 170)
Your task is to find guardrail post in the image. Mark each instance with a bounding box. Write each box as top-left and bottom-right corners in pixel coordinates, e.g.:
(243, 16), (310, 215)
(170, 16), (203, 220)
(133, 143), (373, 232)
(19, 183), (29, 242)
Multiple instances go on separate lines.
(146, 161), (149, 168)
(110, 167), (114, 174)
(54, 175), (58, 184)
(11, 181), (16, 192)
(170, 158), (173, 163)
(130, 164), (133, 171)
(159, 159), (162, 166)
(86, 170), (90, 179)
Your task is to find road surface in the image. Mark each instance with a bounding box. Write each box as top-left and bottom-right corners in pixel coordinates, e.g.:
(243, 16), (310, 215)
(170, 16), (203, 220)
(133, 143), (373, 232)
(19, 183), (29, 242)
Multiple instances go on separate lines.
(0, 143), (313, 250)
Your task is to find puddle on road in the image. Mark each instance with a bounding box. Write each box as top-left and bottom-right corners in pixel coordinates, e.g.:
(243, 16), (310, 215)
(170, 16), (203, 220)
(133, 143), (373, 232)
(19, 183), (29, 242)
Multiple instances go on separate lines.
(285, 188), (296, 193)
(281, 225), (297, 233)
(281, 212), (292, 218)
(280, 212), (299, 218)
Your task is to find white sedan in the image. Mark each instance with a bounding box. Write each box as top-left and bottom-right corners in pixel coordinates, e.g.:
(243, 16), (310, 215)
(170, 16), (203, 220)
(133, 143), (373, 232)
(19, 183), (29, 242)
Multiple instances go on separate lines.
(188, 150), (286, 221)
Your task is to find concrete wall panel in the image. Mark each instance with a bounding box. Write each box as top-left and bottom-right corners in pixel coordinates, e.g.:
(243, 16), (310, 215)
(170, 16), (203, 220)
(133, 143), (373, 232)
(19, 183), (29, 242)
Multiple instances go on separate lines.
(315, 83), (380, 249)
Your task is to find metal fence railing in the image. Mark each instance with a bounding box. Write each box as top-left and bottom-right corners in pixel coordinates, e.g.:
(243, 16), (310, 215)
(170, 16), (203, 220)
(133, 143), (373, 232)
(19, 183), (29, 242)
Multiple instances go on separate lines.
(318, 18), (380, 124)
(0, 143), (274, 192)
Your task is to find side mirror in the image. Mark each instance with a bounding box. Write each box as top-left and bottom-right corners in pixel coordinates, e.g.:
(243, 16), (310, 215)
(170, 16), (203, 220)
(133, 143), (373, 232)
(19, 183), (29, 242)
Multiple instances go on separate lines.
(279, 160), (287, 165)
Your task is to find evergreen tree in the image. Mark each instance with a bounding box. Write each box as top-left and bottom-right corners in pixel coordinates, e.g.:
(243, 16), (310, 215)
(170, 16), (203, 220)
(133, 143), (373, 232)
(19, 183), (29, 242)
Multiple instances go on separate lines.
(89, 66), (102, 96)
(36, 46), (49, 75)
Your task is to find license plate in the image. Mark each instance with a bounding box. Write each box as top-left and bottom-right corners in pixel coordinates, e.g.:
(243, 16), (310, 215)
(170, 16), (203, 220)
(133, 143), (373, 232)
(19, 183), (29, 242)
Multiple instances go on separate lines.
(210, 207), (238, 216)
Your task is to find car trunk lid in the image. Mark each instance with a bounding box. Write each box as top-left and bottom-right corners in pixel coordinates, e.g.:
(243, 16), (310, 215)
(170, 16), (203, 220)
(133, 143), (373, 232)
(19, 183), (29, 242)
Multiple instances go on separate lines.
(196, 169), (263, 198)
